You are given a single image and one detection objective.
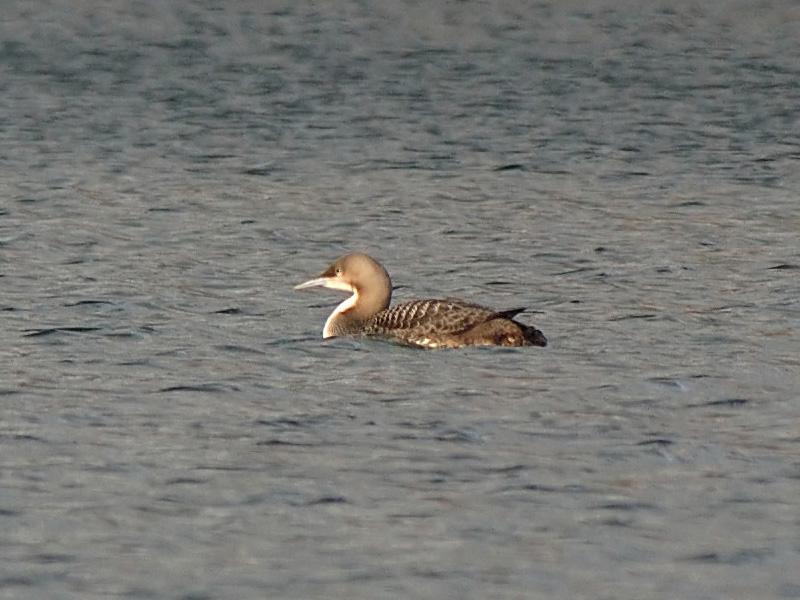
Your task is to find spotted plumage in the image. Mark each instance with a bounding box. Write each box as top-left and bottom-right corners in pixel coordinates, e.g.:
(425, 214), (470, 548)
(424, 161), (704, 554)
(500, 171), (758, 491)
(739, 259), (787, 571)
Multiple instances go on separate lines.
(294, 254), (547, 349)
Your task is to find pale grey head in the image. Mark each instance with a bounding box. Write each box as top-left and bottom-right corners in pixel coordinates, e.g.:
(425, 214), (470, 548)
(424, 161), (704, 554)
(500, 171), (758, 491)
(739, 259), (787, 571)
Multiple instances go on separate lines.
(294, 253), (392, 337)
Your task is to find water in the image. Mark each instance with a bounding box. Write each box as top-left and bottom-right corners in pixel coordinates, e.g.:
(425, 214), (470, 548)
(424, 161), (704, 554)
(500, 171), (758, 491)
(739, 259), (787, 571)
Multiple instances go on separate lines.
(1, 1), (799, 598)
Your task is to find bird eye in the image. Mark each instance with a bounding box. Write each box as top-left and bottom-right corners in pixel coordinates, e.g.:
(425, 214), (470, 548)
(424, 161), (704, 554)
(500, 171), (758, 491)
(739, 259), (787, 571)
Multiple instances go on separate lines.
(335, 267), (343, 276)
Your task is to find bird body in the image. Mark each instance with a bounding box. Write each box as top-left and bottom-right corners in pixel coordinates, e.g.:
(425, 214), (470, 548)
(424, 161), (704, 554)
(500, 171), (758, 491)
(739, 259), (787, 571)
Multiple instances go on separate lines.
(295, 253), (546, 349)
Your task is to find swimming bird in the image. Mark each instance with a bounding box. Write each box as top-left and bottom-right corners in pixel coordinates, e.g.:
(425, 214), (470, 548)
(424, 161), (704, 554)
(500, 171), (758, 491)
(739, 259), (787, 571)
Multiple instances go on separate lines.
(294, 253), (547, 348)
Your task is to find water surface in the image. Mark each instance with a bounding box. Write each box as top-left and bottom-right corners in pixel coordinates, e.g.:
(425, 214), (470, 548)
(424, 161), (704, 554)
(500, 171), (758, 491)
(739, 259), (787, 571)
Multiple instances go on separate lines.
(1, 1), (799, 599)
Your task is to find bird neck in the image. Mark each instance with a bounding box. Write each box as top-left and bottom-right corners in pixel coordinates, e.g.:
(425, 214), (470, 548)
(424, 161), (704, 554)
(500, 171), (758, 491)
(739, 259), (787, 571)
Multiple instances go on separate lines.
(322, 285), (391, 338)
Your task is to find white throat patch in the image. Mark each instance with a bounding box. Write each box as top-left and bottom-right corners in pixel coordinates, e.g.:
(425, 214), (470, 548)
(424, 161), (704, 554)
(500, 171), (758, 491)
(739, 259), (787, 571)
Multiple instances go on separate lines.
(323, 287), (358, 338)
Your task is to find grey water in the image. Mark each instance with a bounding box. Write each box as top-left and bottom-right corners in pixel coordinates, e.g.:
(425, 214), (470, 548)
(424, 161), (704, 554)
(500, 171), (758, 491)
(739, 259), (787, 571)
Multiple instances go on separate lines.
(2, 1), (800, 598)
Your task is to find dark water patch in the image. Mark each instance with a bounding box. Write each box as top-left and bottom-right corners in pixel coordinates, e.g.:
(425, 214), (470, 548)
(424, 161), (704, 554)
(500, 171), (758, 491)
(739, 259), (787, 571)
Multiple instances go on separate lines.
(733, 174), (781, 187)
(600, 170), (652, 180)
(23, 326), (102, 337)
(117, 585), (163, 600)
(439, 228), (482, 239)
(636, 438), (675, 446)
(0, 576), (35, 588)
(306, 495), (348, 506)
(609, 313), (658, 321)
(213, 307), (242, 314)
(64, 255), (99, 265)
(500, 482), (588, 495)
(494, 163), (525, 171)
(599, 517), (634, 527)
(118, 358), (158, 367)
(158, 494), (187, 504)
(241, 164), (280, 176)
(256, 439), (318, 447)
(705, 398), (749, 407)
(594, 501), (660, 512)
(86, 461), (133, 474)
(648, 378), (686, 391)
(64, 299), (117, 307)
(484, 280), (514, 286)
(378, 396), (414, 404)
(215, 344), (266, 355)
(395, 420), (446, 434)
(503, 483), (559, 493)
(262, 336), (319, 347)
(194, 464), (261, 473)
(530, 166), (572, 175)
(684, 548), (773, 565)
(164, 477), (208, 485)
(687, 398), (749, 409)
(492, 464), (527, 475)
(179, 592), (213, 600)
(191, 153), (238, 163)
(11, 434), (47, 443)
(147, 206), (183, 213)
(304, 301), (342, 311)
(159, 383), (242, 393)
(31, 553), (75, 564)
(555, 267), (596, 276)
(256, 415), (334, 430)
(769, 263), (800, 270)
(434, 429), (483, 444)
(724, 494), (770, 504)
